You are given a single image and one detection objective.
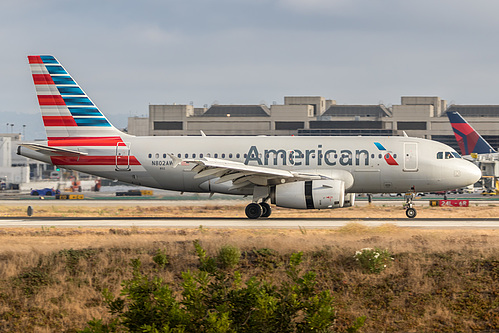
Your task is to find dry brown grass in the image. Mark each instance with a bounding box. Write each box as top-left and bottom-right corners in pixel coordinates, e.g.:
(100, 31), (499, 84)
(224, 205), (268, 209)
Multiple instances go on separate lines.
(0, 226), (498, 332)
(1, 202), (499, 218)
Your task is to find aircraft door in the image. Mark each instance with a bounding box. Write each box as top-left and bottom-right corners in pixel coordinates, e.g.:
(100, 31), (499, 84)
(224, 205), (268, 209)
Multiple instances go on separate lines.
(403, 142), (418, 172)
(116, 142), (131, 171)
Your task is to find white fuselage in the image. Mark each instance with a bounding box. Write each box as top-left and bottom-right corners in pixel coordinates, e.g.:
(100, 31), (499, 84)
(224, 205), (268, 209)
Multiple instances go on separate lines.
(20, 134), (481, 195)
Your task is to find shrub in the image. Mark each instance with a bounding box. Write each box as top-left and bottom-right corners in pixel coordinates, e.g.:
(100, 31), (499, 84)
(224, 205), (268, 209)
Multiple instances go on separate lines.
(354, 247), (393, 274)
(216, 245), (241, 270)
(152, 249), (169, 268)
(80, 245), (365, 332)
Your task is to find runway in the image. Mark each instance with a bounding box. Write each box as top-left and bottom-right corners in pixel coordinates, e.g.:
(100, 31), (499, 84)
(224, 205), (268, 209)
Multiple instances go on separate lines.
(0, 216), (498, 229)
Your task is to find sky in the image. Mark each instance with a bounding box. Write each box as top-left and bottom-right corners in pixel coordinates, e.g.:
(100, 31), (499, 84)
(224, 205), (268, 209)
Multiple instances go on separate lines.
(2, 0), (499, 140)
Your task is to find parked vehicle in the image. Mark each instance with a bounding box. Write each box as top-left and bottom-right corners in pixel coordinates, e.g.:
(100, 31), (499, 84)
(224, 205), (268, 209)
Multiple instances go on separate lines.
(30, 188), (61, 196)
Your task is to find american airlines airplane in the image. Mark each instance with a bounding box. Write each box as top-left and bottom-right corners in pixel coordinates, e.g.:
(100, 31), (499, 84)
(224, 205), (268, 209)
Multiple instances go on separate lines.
(18, 55), (481, 219)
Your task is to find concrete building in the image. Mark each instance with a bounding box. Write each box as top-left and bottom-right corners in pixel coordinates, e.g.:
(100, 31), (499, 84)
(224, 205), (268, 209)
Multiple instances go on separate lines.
(127, 95), (499, 153)
(0, 134), (30, 188)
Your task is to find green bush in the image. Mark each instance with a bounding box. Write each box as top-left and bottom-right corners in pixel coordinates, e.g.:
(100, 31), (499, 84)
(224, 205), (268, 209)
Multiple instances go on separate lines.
(80, 244), (365, 332)
(216, 245), (241, 270)
(354, 247), (393, 274)
(152, 249), (169, 268)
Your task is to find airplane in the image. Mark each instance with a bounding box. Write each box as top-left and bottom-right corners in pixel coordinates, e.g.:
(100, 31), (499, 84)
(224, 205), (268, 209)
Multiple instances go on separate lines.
(446, 111), (497, 156)
(446, 110), (498, 194)
(18, 55), (481, 219)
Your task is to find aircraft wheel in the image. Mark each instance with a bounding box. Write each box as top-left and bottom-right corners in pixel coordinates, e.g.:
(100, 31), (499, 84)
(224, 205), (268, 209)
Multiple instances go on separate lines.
(260, 202), (271, 218)
(245, 203), (262, 219)
(406, 208), (417, 218)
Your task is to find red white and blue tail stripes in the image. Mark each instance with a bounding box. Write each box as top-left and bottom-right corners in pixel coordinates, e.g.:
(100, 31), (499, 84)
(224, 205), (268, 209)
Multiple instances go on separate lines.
(28, 55), (140, 168)
(28, 55), (122, 140)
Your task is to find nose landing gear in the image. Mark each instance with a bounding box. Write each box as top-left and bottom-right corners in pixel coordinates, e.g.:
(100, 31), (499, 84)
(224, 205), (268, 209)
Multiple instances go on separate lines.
(405, 206), (417, 218)
(403, 189), (417, 218)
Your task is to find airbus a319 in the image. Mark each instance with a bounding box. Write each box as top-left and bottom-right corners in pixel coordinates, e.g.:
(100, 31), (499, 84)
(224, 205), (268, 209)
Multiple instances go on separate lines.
(18, 56), (481, 218)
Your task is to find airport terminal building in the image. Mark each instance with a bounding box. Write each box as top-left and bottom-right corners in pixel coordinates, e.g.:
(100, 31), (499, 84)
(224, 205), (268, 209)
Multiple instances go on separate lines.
(127, 96), (499, 152)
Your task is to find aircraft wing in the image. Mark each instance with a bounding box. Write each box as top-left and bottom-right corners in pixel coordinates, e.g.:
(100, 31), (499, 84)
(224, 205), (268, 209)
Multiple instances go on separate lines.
(19, 143), (88, 157)
(169, 154), (326, 189)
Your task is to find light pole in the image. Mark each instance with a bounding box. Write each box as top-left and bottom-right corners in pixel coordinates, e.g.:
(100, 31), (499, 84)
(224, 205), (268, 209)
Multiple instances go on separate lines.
(22, 125), (26, 140)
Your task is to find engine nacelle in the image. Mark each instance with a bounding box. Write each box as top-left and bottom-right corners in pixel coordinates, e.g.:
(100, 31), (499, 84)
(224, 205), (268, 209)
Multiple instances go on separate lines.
(271, 180), (345, 209)
(343, 193), (355, 207)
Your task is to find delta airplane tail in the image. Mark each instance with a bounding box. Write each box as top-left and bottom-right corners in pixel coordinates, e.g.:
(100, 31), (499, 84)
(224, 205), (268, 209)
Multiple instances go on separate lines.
(446, 111), (496, 155)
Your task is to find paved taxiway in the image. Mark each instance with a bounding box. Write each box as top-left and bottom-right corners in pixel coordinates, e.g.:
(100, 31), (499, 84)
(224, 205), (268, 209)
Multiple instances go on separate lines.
(1, 197), (498, 229)
(0, 217), (498, 229)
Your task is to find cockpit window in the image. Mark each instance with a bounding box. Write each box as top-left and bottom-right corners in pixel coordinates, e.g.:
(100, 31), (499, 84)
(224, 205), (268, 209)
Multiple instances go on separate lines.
(437, 151), (461, 159)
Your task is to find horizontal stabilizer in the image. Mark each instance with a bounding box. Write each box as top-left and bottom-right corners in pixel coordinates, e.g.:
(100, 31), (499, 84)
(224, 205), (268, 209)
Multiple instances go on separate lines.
(20, 143), (88, 157)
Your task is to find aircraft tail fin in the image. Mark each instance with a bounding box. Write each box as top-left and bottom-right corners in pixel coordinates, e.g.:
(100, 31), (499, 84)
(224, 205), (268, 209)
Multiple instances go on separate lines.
(446, 111), (496, 155)
(27, 55), (124, 143)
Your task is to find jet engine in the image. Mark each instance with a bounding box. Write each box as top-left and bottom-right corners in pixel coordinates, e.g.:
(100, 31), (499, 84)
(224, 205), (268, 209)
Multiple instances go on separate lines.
(270, 180), (345, 209)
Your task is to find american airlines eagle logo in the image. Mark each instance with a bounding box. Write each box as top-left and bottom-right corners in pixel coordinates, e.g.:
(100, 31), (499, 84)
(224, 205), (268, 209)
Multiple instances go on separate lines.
(374, 142), (399, 166)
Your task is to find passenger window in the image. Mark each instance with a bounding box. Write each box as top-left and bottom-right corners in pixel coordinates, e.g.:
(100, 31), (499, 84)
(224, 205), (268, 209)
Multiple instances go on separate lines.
(206, 153), (211, 157)
(222, 153), (225, 158)
(437, 152), (443, 159)
(214, 153), (218, 158)
(155, 153), (159, 158)
(200, 153), (204, 158)
(185, 153), (188, 158)
(192, 153), (196, 158)
(177, 153), (181, 158)
(148, 153), (152, 158)
(236, 153), (240, 158)
(229, 153), (233, 158)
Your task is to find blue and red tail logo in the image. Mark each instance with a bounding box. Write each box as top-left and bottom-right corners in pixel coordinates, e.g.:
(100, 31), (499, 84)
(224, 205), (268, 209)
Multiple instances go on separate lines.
(374, 142), (399, 166)
(446, 111), (496, 155)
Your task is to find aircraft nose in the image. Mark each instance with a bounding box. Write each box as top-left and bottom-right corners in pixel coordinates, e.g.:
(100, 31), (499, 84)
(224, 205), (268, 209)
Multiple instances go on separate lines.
(460, 161), (481, 186)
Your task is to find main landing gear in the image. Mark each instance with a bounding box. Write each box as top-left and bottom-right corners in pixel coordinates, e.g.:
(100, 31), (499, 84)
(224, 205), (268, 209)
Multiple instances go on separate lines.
(245, 202), (272, 219)
(403, 190), (417, 218)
